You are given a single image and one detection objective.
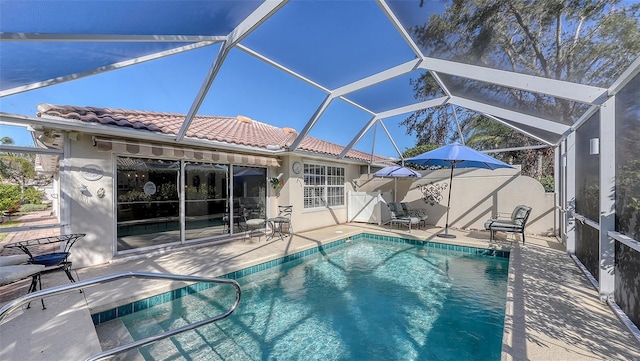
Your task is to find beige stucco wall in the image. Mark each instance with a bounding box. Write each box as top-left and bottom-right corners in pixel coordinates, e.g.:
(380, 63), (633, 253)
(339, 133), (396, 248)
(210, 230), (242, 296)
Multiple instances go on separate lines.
(67, 135), (115, 268)
(64, 136), (553, 269)
(355, 166), (555, 235)
(65, 139), (365, 268)
(278, 155), (359, 233)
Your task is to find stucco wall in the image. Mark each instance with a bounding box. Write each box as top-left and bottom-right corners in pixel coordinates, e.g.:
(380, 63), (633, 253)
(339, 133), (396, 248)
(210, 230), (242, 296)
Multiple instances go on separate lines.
(68, 135), (115, 268)
(67, 140), (551, 268)
(280, 156), (358, 233)
(355, 166), (555, 235)
(65, 145), (363, 267)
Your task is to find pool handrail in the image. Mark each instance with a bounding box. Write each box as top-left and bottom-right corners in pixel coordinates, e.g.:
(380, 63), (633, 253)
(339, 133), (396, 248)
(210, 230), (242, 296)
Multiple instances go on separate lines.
(0, 271), (241, 361)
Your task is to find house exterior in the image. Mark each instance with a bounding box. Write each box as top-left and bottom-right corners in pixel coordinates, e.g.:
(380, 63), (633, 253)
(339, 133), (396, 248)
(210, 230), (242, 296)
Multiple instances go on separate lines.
(32, 104), (393, 267)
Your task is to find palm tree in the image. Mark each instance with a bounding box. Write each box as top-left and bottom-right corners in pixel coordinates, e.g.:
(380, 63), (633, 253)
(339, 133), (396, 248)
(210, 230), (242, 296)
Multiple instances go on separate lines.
(0, 136), (15, 145)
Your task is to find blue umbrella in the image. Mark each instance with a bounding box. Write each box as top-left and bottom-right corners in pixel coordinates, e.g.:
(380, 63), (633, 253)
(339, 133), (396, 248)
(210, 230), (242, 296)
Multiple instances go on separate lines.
(373, 165), (422, 202)
(373, 165), (422, 178)
(405, 143), (513, 238)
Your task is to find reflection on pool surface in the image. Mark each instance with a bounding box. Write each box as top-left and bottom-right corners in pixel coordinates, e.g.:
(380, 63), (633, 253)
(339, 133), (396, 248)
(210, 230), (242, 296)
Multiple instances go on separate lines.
(118, 237), (509, 360)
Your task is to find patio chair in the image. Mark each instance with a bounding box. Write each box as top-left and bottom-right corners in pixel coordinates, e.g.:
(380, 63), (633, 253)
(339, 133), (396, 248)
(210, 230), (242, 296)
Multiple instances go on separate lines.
(0, 255), (46, 309)
(387, 203), (420, 232)
(245, 205), (267, 240)
(267, 205), (293, 241)
(484, 205), (532, 244)
(400, 202), (428, 227)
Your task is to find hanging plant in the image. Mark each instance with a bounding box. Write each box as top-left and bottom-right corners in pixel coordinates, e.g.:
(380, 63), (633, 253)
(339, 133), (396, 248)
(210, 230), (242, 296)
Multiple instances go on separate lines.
(270, 177), (281, 191)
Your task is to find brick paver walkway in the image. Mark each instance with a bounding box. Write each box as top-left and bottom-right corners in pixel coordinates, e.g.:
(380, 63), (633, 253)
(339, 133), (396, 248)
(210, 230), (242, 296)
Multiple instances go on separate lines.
(0, 210), (61, 256)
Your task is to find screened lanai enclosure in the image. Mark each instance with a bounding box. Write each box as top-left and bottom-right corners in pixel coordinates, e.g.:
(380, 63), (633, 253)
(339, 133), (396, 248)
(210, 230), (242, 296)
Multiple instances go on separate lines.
(1, 0), (639, 335)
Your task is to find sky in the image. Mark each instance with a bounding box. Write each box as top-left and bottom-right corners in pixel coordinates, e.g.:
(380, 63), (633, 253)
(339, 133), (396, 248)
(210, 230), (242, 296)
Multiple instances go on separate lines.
(0, 0), (441, 159)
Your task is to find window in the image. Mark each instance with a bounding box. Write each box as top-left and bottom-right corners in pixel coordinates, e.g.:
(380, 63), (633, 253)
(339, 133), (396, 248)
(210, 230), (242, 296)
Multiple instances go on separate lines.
(116, 157), (268, 252)
(303, 164), (345, 208)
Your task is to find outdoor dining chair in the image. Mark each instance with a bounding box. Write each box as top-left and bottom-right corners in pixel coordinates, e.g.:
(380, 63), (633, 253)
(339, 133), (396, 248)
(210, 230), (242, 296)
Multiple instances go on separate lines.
(267, 205), (292, 241)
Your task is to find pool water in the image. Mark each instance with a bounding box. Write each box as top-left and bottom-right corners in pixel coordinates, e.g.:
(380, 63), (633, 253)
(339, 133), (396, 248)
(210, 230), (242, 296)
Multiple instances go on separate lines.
(120, 238), (509, 360)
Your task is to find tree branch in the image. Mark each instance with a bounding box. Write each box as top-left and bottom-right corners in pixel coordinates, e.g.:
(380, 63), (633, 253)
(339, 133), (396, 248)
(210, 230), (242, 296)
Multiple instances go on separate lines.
(507, 2), (550, 77)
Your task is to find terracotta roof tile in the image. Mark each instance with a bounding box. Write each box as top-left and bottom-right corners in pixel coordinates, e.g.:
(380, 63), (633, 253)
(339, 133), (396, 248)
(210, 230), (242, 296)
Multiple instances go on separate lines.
(36, 104), (394, 164)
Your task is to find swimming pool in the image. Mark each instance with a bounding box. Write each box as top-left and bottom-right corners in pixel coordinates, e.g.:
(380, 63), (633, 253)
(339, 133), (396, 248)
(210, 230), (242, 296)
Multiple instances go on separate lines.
(105, 236), (509, 360)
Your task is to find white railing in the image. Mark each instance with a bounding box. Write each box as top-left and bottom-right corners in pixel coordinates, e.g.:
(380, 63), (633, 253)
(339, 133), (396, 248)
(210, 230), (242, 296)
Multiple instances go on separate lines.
(0, 271), (241, 361)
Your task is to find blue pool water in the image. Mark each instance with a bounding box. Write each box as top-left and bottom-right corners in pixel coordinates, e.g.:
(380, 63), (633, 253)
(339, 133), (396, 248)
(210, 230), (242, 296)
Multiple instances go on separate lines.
(119, 238), (509, 360)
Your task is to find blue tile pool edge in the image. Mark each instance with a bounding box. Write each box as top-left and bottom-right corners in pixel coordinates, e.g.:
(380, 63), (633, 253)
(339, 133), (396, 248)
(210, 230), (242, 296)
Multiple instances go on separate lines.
(91, 232), (509, 326)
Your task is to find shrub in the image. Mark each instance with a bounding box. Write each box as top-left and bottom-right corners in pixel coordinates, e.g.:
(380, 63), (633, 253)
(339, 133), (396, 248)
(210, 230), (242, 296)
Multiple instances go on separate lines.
(23, 187), (45, 204)
(540, 176), (555, 193)
(0, 183), (20, 212)
(19, 203), (51, 212)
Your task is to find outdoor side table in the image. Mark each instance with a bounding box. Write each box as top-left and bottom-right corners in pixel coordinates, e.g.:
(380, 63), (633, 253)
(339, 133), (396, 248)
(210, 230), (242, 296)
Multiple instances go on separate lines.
(266, 217), (291, 241)
(4, 234), (85, 286)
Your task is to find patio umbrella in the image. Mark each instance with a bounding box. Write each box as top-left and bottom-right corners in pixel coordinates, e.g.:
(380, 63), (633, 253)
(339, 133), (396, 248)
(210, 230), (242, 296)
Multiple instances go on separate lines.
(405, 143), (513, 238)
(373, 165), (422, 202)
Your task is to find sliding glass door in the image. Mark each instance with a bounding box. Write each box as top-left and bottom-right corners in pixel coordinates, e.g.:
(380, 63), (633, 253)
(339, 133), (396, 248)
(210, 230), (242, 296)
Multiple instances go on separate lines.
(116, 157), (180, 251)
(184, 162), (228, 241)
(116, 157), (267, 252)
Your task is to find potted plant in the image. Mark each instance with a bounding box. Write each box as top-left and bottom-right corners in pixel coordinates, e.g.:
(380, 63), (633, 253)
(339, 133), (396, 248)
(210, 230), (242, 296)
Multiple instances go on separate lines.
(270, 177), (282, 192)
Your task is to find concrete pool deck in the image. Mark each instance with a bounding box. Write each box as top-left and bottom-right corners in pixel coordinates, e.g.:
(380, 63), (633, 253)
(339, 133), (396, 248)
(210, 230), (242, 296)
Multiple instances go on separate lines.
(1, 223), (639, 360)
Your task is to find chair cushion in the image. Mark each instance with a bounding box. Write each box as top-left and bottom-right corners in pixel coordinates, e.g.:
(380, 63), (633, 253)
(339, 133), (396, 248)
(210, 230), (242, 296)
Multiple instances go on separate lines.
(0, 254), (30, 266)
(0, 264), (45, 286)
(512, 206), (529, 221)
(488, 221), (523, 231)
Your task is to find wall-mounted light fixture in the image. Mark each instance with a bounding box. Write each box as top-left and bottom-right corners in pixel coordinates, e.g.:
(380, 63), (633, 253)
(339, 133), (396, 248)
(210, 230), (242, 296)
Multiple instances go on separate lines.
(589, 138), (599, 155)
(68, 131), (82, 141)
(37, 131), (57, 144)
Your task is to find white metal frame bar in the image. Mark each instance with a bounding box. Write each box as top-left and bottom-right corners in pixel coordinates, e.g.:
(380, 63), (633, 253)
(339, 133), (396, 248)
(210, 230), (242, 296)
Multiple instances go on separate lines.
(377, 120), (403, 161)
(176, 0), (288, 141)
(481, 113), (555, 146)
(598, 96), (616, 298)
(608, 56), (640, 96)
(480, 144), (551, 153)
(565, 133), (576, 253)
(450, 96), (569, 135)
(332, 59), (421, 97)
(0, 42), (217, 97)
(377, 0), (424, 58)
(288, 94), (334, 151)
(338, 96), (448, 159)
(339, 116), (379, 159)
(237, 44), (331, 93)
(609, 231), (640, 253)
(377, 96), (448, 119)
(0, 33), (225, 43)
(422, 57), (608, 105)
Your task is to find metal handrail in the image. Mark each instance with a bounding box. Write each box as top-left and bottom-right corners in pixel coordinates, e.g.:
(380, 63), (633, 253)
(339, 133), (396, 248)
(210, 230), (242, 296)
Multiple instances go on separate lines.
(0, 271), (241, 361)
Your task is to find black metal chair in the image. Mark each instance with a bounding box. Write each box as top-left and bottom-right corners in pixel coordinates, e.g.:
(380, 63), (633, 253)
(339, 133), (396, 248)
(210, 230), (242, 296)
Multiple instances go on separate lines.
(267, 205), (292, 241)
(484, 205), (532, 244)
(3, 234), (85, 308)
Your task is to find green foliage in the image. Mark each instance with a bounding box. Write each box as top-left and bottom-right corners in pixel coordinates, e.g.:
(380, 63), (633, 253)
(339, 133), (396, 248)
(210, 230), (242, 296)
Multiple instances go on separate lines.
(403, 0), (640, 178)
(118, 190), (150, 202)
(0, 154), (36, 183)
(618, 159), (640, 238)
(0, 183), (20, 211)
(22, 187), (45, 204)
(540, 176), (555, 193)
(402, 144), (440, 159)
(19, 203), (51, 212)
(157, 183), (178, 200)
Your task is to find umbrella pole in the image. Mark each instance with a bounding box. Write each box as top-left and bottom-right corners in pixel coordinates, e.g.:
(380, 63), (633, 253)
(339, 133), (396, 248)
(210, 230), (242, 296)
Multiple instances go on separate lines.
(438, 165), (456, 238)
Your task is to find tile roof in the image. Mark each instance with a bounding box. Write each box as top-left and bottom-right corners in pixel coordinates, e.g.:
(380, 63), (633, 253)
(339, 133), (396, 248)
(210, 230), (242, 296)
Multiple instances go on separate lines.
(36, 104), (394, 164)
